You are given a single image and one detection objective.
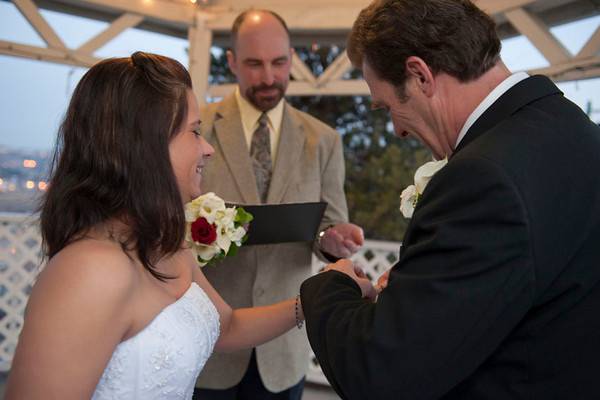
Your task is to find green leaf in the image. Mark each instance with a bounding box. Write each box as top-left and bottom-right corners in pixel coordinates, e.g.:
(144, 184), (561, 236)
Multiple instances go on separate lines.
(227, 243), (239, 257)
(235, 207), (254, 224)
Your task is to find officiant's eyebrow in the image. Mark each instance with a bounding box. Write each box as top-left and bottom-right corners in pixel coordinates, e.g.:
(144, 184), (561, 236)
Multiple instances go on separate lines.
(190, 120), (202, 128)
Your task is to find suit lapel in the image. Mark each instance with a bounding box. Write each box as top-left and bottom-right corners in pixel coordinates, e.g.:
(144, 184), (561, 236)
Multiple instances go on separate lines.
(453, 75), (562, 157)
(267, 103), (306, 203)
(213, 95), (261, 204)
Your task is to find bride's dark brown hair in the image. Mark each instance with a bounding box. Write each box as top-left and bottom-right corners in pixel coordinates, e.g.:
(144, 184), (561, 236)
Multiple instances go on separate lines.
(40, 51), (192, 280)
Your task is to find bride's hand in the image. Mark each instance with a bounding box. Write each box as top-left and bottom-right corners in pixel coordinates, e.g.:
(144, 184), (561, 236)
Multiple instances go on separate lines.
(375, 268), (391, 294)
(324, 259), (377, 301)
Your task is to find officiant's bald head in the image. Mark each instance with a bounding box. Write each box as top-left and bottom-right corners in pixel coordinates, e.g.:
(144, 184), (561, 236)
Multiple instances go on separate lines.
(227, 10), (292, 111)
(230, 10), (290, 53)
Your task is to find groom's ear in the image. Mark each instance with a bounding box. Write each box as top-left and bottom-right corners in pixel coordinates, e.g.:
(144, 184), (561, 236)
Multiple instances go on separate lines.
(405, 56), (435, 97)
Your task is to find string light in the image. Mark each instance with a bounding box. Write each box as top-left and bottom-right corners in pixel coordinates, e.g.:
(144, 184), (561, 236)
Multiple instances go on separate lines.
(23, 159), (37, 168)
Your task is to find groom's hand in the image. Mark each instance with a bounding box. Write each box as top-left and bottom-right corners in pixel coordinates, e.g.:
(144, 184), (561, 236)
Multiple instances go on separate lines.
(319, 223), (364, 258)
(324, 259), (377, 301)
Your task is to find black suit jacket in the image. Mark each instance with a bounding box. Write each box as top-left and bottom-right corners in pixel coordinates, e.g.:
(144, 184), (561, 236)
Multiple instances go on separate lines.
(301, 76), (600, 399)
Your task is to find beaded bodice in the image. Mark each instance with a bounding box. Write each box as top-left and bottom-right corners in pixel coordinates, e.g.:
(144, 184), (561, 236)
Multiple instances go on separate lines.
(92, 282), (220, 399)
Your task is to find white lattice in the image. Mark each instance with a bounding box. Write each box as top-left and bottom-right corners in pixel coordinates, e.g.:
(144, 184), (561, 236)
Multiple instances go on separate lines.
(307, 240), (401, 385)
(0, 213), (402, 386)
(0, 212), (42, 371)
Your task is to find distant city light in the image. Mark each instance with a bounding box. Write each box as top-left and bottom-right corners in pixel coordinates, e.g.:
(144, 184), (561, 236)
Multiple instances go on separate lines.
(0, 178), (3, 185)
(26, 180), (35, 190)
(23, 159), (37, 168)
(38, 181), (48, 191)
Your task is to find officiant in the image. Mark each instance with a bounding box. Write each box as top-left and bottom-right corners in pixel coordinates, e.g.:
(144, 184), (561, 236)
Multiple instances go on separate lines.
(300, 0), (600, 399)
(193, 9), (363, 400)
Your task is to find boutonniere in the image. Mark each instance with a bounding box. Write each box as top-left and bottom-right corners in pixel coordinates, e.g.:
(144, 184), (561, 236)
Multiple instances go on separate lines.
(399, 159), (448, 218)
(185, 192), (253, 267)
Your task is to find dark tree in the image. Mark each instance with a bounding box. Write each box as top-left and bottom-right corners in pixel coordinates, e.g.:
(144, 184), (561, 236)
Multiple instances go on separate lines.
(209, 45), (430, 241)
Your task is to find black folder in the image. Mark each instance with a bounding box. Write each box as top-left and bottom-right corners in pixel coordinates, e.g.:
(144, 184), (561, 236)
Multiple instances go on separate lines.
(238, 202), (327, 245)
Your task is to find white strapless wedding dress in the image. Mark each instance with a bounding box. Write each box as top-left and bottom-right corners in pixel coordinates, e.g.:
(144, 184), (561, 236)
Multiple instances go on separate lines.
(92, 282), (220, 399)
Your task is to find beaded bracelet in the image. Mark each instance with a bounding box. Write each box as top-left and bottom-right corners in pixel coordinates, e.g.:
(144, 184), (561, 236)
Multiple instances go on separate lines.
(295, 294), (304, 329)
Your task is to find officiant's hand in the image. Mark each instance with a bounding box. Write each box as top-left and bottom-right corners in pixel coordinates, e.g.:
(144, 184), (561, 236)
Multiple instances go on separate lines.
(325, 259), (377, 301)
(319, 223), (364, 258)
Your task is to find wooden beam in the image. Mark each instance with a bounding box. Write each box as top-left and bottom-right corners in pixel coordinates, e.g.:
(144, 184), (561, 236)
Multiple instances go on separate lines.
(208, 79), (369, 98)
(474, 0), (535, 15)
(13, 0), (66, 49)
(290, 53), (317, 86)
(287, 79), (369, 96)
(188, 12), (213, 107)
(203, 6), (363, 32)
(316, 50), (352, 87)
(202, 0), (538, 31)
(76, 13), (144, 55)
(0, 39), (99, 67)
(57, 0), (195, 26)
(528, 55), (600, 79)
(576, 26), (600, 59)
(504, 7), (572, 64)
(534, 65), (600, 83)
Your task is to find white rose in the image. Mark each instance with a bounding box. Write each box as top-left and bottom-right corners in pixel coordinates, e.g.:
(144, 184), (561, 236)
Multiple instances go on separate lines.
(184, 202), (201, 223)
(215, 208), (236, 229)
(193, 243), (220, 266)
(190, 192), (226, 224)
(227, 226), (247, 245)
(399, 184), (417, 219)
(216, 228), (232, 254)
(184, 223), (193, 243)
(414, 159), (447, 194)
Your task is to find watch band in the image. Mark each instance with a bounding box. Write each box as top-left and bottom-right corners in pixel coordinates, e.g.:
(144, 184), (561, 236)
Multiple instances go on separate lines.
(317, 225), (340, 262)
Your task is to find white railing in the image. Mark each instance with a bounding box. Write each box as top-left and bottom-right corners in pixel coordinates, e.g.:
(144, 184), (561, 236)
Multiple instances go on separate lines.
(0, 212), (43, 372)
(0, 212), (401, 384)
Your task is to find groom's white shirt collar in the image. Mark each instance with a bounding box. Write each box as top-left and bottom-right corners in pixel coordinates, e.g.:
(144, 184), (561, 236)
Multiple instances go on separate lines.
(455, 72), (529, 148)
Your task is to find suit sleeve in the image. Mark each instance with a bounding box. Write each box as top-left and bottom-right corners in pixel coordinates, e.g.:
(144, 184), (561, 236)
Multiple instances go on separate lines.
(301, 156), (535, 399)
(313, 129), (349, 261)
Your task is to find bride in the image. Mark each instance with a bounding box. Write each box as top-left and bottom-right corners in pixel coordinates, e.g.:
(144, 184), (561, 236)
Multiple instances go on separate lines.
(6, 52), (306, 399)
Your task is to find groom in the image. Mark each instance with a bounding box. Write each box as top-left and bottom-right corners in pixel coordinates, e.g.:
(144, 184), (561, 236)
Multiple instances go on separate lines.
(301, 0), (600, 399)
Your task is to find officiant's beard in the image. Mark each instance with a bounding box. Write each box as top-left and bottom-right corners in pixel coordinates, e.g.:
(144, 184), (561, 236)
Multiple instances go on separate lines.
(246, 83), (285, 112)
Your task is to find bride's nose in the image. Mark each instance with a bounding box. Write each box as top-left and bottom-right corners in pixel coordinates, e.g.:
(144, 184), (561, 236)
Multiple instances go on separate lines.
(200, 137), (215, 158)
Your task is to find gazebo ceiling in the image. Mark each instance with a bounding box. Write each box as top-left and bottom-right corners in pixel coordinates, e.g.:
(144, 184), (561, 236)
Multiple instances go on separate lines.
(27, 0), (600, 46)
(1, 0), (599, 101)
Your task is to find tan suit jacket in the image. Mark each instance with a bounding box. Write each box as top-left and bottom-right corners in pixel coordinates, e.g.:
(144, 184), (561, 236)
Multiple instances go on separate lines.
(195, 94), (348, 392)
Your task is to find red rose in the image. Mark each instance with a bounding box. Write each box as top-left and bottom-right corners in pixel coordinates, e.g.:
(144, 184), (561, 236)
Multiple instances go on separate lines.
(191, 217), (217, 245)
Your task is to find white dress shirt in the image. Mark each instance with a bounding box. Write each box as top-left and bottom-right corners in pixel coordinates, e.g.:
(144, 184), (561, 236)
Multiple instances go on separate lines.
(455, 72), (529, 148)
(235, 87), (284, 166)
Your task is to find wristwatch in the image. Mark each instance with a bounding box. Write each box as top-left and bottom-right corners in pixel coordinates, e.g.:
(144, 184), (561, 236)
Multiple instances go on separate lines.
(317, 225), (334, 247)
(317, 225), (340, 262)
